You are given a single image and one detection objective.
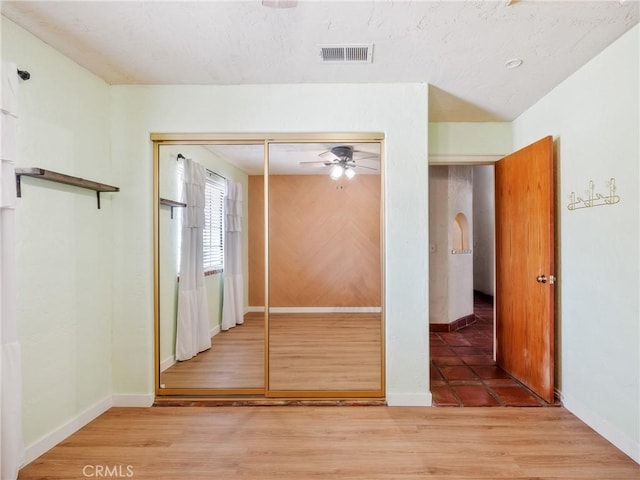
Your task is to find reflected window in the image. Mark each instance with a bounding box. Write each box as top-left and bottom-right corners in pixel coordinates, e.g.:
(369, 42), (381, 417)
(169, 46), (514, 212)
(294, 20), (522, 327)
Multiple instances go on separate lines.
(203, 173), (226, 274)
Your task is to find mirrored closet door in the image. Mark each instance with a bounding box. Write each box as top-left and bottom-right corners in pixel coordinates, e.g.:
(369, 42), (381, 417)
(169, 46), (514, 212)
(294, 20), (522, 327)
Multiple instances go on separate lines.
(156, 141), (265, 394)
(153, 134), (384, 398)
(266, 142), (384, 396)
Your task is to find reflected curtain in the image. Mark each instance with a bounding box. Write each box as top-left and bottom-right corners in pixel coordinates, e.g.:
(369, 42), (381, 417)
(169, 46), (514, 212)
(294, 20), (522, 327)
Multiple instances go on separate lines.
(175, 158), (211, 361)
(221, 181), (243, 331)
(1, 62), (25, 480)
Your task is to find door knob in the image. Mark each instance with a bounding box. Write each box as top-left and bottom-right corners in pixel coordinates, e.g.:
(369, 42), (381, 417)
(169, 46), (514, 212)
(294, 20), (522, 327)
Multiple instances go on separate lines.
(536, 275), (547, 283)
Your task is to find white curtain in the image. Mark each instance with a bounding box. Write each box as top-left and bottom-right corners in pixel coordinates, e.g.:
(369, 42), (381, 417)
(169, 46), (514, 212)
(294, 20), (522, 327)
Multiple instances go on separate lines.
(1, 62), (25, 480)
(175, 158), (211, 361)
(221, 181), (244, 331)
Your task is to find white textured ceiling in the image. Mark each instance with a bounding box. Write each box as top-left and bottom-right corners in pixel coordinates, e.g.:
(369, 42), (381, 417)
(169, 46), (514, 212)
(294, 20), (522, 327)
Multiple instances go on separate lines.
(2, 0), (638, 121)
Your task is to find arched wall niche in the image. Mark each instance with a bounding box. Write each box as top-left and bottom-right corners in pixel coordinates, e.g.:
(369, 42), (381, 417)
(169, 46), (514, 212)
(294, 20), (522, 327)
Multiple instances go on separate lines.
(453, 212), (470, 253)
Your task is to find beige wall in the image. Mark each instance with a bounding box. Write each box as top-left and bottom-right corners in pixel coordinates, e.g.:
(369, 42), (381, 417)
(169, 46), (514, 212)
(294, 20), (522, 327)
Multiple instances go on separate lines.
(2, 17), (114, 457)
(428, 166), (474, 324)
(429, 122), (512, 162)
(512, 25), (639, 462)
(110, 83), (430, 407)
(472, 165), (495, 296)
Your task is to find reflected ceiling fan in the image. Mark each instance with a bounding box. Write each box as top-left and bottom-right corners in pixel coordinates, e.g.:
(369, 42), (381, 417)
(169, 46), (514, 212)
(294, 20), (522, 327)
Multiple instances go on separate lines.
(300, 145), (379, 180)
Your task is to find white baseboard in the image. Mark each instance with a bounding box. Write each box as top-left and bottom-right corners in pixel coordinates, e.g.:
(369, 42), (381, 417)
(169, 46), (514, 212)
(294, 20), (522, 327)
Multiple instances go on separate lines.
(161, 326), (221, 372)
(160, 356), (176, 372)
(111, 394), (154, 408)
(22, 395), (113, 467)
(210, 324), (221, 337)
(562, 391), (639, 463)
(386, 392), (432, 407)
(22, 393), (155, 469)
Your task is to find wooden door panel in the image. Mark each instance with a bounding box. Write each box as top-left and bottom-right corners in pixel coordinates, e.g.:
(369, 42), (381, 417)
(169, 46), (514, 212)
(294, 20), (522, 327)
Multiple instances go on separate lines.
(495, 136), (555, 403)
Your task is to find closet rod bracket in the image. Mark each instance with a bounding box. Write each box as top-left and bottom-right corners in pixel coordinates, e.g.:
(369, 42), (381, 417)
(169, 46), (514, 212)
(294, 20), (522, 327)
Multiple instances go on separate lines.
(160, 198), (187, 219)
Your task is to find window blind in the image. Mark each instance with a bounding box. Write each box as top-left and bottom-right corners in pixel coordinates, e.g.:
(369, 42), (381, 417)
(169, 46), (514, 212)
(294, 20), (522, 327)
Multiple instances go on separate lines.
(203, 173), (225, 272)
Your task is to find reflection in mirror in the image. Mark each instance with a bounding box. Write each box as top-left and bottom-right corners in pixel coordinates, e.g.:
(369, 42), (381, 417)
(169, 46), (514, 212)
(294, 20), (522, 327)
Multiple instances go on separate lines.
(158, 144), (264, 391)
(265, 142), (383, 393)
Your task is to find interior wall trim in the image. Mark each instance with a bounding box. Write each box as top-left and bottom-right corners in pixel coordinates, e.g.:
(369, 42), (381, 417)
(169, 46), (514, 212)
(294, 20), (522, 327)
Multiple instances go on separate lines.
(429, 154), (502, 165)
(386, 392), (433, 407)
(429, 313), (476, 332)
(561, 392), (639, 463)
(22, 394), (154, 468)
(22, 395), (109, 467)
(160, 356), (176, 373)
(158, 322), (222, 373)
(151, 132), (385, 143)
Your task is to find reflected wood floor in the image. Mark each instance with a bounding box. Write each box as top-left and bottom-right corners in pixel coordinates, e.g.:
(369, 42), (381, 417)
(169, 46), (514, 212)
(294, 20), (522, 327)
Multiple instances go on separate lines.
(160, 313), (382, 392)
(18, 406), (639, 479)
(160, 314), (264, 389)
(269, 313), (382, 391)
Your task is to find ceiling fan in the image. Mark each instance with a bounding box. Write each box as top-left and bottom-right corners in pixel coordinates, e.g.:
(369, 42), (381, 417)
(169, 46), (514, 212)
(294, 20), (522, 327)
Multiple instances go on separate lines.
(300, 145), (379, 180)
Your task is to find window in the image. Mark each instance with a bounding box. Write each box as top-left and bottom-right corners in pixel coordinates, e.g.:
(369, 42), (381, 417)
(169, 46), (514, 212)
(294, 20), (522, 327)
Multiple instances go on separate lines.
(203, 173), (225, 273)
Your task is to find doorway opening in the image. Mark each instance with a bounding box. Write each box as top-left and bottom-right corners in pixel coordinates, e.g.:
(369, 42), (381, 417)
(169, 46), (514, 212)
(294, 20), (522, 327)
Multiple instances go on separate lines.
(428, 164), (556, 407)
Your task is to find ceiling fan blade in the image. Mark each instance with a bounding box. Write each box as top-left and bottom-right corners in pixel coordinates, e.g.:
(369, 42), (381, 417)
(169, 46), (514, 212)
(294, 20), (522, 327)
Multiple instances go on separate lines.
(318, 150), (339, 161)
(353, 157), (380, 168)
(352, 151), (380, 162)
(354, 164), (379, 171)
(300, 160), (332, 168)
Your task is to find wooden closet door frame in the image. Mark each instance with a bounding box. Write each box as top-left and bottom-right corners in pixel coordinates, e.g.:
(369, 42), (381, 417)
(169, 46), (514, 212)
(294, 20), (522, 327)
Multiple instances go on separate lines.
(152, 132), (386, 400)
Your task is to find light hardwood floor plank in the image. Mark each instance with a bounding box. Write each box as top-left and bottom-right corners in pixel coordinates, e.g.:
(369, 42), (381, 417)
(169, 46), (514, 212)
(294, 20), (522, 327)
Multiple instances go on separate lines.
(18, 407), (639, 479)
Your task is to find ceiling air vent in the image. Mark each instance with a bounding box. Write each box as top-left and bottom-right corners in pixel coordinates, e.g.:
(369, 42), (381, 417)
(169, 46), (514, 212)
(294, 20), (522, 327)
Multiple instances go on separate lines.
(319, 44), (373, 64)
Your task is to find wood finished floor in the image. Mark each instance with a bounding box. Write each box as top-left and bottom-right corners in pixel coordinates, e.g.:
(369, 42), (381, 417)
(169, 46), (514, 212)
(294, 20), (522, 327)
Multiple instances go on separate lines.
(18, 406), (638, 479)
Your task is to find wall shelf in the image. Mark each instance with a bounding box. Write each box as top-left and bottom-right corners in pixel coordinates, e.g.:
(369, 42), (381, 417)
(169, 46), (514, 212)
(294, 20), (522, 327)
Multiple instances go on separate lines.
(160, 198), (187, 219)
(15, 167), (119, 209)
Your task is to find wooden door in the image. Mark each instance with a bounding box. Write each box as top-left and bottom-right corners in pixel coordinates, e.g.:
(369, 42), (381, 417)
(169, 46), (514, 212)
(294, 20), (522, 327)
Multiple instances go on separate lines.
(495, 136), (555, 403)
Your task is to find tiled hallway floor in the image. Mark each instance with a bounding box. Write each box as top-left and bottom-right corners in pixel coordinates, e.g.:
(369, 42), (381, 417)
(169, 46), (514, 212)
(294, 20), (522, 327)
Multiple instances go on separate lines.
(430, 292), (559, 407)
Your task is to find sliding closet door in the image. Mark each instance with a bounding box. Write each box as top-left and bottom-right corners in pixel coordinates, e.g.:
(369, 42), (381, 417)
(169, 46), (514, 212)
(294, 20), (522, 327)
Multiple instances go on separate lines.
(266, 142), (384, 397)
(156, 142), (264, 395)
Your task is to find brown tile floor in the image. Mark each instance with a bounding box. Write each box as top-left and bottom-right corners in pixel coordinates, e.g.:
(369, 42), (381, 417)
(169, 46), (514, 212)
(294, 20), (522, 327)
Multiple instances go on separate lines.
(430, 292), (559, 407)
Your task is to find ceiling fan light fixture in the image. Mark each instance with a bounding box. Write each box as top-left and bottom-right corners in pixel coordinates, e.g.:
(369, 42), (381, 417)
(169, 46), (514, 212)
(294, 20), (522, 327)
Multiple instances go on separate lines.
(330, 164), (344, 180)
(344, 167), (356, 179)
